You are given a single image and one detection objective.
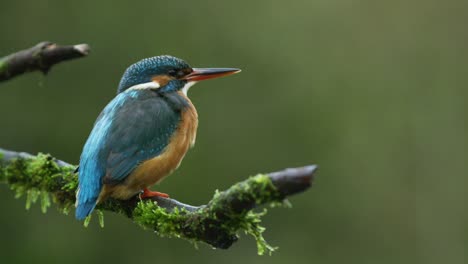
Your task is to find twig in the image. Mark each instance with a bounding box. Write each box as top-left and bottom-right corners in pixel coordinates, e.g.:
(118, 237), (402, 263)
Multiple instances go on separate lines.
(0, 42), (90, 82)
(0, 148), (316, 254)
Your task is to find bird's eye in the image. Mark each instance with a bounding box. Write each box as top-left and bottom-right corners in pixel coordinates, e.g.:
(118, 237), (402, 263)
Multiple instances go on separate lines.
(168, 69), (187, 79)
(176, 70), (185, 78)
(168, 69), (177, 77)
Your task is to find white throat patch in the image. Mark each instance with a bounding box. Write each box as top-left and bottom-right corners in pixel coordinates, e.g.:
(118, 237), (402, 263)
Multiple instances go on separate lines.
(182, 81), (197, 96)
(125, 80), (197, 95)
(126, 81), (160, 91)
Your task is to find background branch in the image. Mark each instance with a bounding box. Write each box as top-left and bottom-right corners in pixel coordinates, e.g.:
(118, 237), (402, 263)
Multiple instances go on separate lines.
(0, 41), (90, 82)
(0, 148), (316, 255)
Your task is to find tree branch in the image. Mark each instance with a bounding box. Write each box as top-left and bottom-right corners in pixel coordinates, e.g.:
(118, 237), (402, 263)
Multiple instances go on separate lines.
(0, 42), (90, 82)
(0, 148), (317, 255)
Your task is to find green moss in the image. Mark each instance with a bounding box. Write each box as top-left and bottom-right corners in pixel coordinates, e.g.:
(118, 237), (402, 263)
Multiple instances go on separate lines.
(1, 151), (290, 255)
(3, 153), (77, 213)
(25, 189), (40, 210)
(242, 210), (278, 255)
(132, 174), (283, 255)
(40, 191), (51, 213)
(97, 210), (105, 228)
(84, 215), (92, 227)
(202, 174), (282, 254)
(0, 58), (8, 74)
(133, 200), (190, 238)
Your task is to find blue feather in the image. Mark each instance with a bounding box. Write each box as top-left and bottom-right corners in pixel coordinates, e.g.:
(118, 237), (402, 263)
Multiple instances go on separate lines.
(75, 89), (186, 219)
(76, 200), (97, 220)
(117, 56), (190, 94)
(75, 92), (128, 219)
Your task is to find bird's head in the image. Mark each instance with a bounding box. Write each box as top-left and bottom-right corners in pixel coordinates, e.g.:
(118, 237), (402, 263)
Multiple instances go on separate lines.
(117, 55), (240, 94)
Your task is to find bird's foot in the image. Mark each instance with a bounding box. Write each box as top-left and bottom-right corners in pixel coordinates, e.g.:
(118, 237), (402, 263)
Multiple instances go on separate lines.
(140, 188), (170, 199)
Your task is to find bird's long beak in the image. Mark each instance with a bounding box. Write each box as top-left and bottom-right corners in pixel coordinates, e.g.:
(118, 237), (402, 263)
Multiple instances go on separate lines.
(184, 68), (241, 82)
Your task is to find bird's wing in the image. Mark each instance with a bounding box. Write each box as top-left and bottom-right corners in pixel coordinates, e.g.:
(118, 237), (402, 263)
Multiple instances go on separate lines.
(102, 92), (180, 184)
(78, 92), (180, 200)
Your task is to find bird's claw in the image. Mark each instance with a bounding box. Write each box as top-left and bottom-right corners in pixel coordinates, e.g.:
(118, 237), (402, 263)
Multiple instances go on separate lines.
(140, 188), (170, 199)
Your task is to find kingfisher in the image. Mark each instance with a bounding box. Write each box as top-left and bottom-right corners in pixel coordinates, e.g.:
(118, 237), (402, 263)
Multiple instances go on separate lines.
(75, 55), (240, 220)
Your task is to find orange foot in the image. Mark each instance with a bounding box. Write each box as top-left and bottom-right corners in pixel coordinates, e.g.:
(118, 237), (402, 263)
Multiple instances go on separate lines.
(140, 188), (170, 199)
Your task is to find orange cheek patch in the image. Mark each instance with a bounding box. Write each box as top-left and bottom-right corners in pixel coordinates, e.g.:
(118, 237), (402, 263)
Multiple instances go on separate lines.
(152, 75), (172, 87)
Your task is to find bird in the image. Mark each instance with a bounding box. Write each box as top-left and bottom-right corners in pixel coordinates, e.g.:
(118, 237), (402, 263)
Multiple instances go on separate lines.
(75, 55), (240, 220)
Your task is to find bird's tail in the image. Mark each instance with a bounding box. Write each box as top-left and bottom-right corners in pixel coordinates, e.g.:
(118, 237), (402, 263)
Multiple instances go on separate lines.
(75, 188), (98, 220)
(75, 200), (97, 220)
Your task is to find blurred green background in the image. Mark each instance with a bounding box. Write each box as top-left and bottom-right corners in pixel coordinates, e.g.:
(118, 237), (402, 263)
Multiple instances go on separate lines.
(1, 0), (467, 263)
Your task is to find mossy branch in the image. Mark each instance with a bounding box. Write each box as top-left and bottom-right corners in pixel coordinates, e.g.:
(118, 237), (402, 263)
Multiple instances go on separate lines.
(0, 41), (90, 82)
(0, 148), (317, 255)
